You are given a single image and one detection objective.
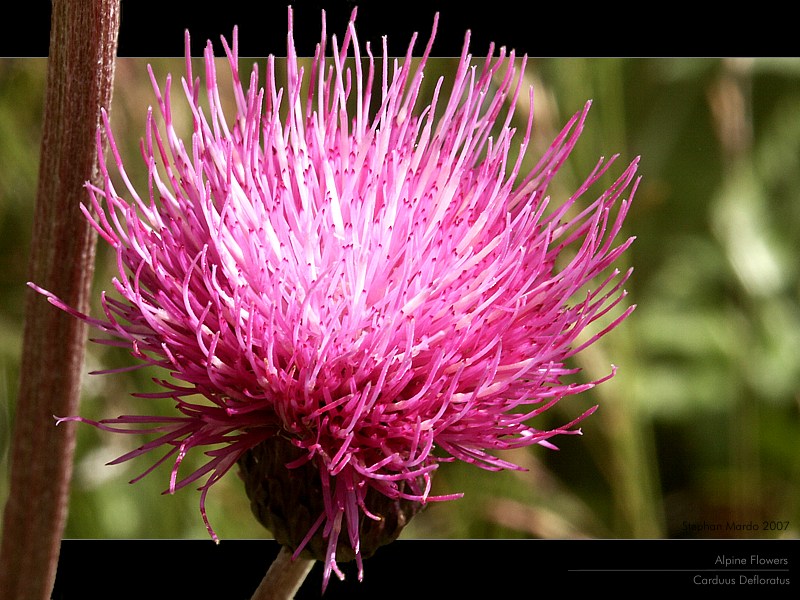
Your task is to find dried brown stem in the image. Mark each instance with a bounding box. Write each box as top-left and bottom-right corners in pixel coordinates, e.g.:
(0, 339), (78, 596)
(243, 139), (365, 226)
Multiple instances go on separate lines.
(0, 2), (120, 598)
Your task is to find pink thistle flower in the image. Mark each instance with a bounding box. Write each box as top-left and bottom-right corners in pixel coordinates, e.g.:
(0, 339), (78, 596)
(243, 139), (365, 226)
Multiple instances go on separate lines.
(33, 8), (639, 587)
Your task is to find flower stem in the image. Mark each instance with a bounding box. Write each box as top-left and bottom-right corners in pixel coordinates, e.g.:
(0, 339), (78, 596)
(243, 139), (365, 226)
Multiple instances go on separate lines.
(0, 1), (120, 599)
(251, 546), (316, 600)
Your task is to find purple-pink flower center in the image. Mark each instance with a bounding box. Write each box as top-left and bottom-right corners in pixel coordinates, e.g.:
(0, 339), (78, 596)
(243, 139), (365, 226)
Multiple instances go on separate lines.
(35, 8), (639, 587)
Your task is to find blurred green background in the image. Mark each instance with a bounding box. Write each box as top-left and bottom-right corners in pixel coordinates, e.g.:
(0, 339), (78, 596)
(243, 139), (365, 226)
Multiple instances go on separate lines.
(1, 55), (798, 544)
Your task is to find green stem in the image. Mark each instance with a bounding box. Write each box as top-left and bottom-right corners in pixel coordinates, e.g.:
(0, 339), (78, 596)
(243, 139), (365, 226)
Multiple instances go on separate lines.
(251, 546), (316, 600)
(0, 2), (120, 598)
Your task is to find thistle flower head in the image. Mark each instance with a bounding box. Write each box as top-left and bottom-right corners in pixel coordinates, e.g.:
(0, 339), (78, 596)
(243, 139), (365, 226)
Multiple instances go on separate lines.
(36, 8), (638, 587)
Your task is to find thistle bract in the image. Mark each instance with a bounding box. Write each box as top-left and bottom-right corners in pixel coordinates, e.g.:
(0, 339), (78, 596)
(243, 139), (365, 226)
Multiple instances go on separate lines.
(36, 8), (639, 586)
